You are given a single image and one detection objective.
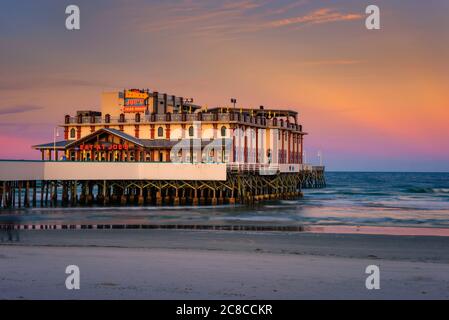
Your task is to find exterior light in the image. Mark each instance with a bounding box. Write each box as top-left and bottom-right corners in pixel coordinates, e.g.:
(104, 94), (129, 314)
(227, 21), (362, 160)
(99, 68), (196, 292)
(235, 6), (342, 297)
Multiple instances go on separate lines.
(53, 127), (60, 161)
(230, 98), (237, 110)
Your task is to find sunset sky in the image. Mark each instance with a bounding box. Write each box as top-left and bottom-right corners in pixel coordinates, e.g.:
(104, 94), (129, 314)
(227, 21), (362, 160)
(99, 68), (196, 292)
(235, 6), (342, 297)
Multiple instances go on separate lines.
(0, 0), (448, 171)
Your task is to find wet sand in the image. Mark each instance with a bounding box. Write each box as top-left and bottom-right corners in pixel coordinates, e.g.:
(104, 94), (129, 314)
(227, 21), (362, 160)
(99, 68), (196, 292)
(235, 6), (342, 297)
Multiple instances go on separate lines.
(1, 229), (449, 299)
(307, 225), (449, 237)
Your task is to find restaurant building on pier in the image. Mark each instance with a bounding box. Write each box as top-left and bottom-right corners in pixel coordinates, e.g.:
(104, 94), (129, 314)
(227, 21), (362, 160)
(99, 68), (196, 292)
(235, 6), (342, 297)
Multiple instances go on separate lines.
(0, 88), (325, 208)
(33, 89), (305, 168)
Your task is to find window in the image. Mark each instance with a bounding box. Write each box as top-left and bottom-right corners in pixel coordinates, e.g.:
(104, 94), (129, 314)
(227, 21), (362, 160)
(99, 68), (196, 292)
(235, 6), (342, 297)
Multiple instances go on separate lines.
(157, 127), (164, 137)
(220, 126), (226, 137)
(188, 126), (194, 137)
(70, 128), (76, 139)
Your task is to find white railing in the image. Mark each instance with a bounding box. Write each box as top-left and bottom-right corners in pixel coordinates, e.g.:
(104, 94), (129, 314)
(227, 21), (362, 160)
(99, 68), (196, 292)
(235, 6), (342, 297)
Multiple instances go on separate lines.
(64, 113), (302, 132)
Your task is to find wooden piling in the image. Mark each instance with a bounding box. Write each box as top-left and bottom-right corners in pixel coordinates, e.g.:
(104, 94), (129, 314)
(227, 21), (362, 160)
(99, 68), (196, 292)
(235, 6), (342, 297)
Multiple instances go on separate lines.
(45, 181), (49, 206)
(24, 180), (30, 207)
(1, 181), (6, 208)
(18, 181), (22, 208)
(32, 181), (37, 207)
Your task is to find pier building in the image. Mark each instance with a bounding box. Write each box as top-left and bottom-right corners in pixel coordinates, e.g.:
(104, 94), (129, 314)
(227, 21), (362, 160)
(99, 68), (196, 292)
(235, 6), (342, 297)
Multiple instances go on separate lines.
(0, 88), (325, 208)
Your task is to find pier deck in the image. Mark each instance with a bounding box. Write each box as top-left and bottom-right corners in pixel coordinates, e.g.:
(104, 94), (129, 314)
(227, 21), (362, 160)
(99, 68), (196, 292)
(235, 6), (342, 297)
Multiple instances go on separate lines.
(0, 161), (325, 208)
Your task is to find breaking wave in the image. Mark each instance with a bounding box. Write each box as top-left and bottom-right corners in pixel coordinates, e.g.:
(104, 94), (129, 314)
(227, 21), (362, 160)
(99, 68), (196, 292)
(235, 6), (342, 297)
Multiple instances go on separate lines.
(406, 187), (449, 194)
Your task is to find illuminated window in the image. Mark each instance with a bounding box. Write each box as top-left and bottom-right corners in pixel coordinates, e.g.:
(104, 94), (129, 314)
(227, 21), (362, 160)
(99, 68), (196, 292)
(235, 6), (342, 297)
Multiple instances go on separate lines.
(70, 128), (76, 139)
(157, 127), (164, 137)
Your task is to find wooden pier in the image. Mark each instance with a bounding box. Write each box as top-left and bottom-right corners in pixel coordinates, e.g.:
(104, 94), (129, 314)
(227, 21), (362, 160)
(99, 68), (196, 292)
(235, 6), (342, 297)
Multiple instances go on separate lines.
(0, 163), (324, 208)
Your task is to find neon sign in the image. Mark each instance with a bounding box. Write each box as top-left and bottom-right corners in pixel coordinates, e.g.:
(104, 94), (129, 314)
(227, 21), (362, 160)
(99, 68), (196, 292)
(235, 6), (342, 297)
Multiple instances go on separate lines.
(123, 89), (148, 113)
(79, 144), (129, 151)
(125, 90), (149, 99)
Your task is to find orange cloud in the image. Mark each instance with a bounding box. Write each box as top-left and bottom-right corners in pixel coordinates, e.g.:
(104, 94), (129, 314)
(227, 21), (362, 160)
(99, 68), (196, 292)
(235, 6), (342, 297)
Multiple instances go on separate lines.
(269, 8), (363, 27)
(299, 60), (363, 66)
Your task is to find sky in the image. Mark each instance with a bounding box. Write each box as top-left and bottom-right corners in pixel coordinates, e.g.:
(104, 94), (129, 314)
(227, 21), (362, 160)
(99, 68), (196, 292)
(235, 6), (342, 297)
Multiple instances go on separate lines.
(0, 0), (448, 171)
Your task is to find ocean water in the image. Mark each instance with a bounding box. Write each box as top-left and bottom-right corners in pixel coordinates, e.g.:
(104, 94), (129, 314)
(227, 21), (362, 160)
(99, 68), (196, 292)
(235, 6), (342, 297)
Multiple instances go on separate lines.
(1, 172), (448, 228)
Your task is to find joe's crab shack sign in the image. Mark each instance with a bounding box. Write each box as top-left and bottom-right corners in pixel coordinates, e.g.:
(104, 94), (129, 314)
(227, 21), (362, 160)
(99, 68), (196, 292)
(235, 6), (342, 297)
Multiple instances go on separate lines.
(79, 143), (130, 151)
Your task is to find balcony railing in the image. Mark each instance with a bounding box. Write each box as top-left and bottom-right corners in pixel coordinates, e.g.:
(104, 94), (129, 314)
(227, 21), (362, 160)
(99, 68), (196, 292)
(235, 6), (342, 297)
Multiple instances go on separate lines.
(64, 113), (303, 131)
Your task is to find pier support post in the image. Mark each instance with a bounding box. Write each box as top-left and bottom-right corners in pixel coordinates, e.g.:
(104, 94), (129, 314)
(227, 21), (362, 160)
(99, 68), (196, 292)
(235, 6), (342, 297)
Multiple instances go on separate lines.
(97, 184), (104, 205)
(164, 188), (170, 204)
(180, 188), (186, 205)
(211, 192), (217, 206)
(103, 181), (109, 206)
(156, 190), (162, 206)
(120, 193), (127, 206)
(32, 181), (37, 207)
(138, 187), (144, 205)
(217, 189), (223, 204)
(24, 181), (30, 207)
(199, 189), (205, 205)
(6, 182), (11, 208)
(11, 182), (15, 207)
(192, 188), (199, 206)
(11, 183), (14, 207)
(8, 182), (12, 208)
(70, 180), (78, 206)
(45, 181), (50, 206)
(145, 186), (151, 205)
(111, 186), (118, 204)
(173, 188), (180, 206)
(40, 181), (44, 207)
(18, 181), (22, 208)
(1, 181), (6, 208)
(79, 181), (86, 205)
(87, 182), (93, 205)
(62, 182), (69, 206)
(103, 193), (110, 206)
(51, 181), (58, 206)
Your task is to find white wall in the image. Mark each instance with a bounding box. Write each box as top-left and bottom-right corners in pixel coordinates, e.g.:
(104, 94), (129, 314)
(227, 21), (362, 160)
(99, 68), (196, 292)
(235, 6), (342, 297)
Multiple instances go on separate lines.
(0, 161), (227, 181)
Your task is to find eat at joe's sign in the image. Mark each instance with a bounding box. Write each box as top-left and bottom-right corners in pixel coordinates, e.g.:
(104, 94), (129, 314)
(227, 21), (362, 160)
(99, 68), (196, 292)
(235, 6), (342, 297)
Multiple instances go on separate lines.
(79, 144), (129, 151)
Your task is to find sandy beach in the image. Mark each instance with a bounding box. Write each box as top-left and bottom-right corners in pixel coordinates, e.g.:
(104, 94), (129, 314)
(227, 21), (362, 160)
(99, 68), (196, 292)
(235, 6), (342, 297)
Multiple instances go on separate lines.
(1, 229), (449, 299)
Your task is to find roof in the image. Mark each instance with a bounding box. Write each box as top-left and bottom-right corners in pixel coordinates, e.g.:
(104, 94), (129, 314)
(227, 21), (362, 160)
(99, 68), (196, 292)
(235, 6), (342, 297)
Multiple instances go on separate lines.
(32, 140), (70, 149)
(65, 128), (145, 148)
(102, 128), (144, 146)
(33, 127), (232, 150)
